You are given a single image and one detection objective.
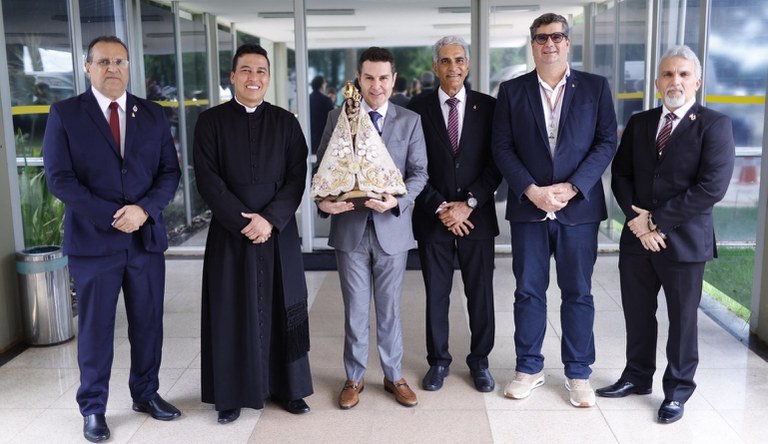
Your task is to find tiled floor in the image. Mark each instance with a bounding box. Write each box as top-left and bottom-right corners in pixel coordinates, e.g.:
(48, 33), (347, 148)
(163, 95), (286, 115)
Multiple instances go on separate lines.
(1, 255), (767, 443)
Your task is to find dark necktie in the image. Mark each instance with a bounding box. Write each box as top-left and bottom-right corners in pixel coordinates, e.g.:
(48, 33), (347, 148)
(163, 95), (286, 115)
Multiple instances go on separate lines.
(446, 97), (459, 154)
(369, 111), (382, 135)
(109, 102), (120, 150)
(656, 112), (677, 158)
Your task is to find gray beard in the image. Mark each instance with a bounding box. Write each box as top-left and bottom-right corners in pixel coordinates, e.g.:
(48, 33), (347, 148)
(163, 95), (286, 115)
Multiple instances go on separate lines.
(663, 92), (686, 109)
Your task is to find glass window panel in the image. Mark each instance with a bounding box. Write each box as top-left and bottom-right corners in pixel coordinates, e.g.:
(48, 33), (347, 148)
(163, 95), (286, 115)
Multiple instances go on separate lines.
(80, 0), (126, 63)
(217, 24), (233, 102)
(139, 0), (186, 244)
(4, 0), (73, 247)
(698, 0), (764, 316)
(179, 11), (209, 221)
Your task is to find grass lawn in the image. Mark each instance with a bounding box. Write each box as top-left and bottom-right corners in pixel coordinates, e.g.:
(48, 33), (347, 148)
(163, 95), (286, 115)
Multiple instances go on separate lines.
(704, 247), (755, 320)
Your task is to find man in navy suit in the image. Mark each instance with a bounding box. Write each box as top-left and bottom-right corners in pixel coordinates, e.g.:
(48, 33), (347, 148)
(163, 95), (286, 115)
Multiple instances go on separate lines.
(44, 36), (181, 442)
(597, 45), (735, 424)
(492, 13), (617, 407)
(408, 36), (501, 393)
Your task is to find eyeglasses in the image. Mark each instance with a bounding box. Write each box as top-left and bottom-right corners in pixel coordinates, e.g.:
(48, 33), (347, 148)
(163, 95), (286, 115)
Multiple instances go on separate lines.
(92, 58), (130, 69)
(532, 32), (568, 45)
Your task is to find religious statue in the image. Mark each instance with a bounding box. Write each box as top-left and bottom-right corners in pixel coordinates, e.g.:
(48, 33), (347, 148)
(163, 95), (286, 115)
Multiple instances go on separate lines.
(310, 81), (406, 209)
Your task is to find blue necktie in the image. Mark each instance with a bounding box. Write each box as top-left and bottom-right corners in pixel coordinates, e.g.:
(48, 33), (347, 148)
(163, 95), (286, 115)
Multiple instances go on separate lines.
(369, 111), (382, 134)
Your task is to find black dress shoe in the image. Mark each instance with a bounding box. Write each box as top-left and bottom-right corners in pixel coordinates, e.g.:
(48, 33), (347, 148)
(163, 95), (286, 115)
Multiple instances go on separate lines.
(217, 408), (241, 424)
(83, 413), (110, 443)
(658, 399), (684, 424)
(422, 365), (450, 391)
(595, 380), (652, 398)
(283, 398), (311, 414)
(132, 395), (181, 421)
(470, 368), (495, 393)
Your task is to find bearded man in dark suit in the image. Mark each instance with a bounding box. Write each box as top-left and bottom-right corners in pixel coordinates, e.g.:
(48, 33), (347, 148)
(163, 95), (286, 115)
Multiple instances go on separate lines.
(597, 45), (735, 424)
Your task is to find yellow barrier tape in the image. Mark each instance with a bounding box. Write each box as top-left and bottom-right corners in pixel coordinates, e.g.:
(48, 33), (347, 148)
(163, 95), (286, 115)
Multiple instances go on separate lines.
(705, 95), (765, 105)
(155, 99), (211, 108)
(11, 99), (210, 115)
(614, 92), (765, 105)
(11, 105), (51, 115)
(616, 92), (644, 100)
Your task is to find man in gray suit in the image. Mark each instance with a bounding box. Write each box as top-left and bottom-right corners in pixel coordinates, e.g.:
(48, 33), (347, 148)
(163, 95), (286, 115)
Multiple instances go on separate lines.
(315, 47), (428, 410)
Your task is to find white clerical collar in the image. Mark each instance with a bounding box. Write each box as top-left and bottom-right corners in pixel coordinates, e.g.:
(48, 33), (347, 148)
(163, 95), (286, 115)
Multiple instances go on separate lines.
(234, 95), (262, 113)
(91, 86), (126, 113)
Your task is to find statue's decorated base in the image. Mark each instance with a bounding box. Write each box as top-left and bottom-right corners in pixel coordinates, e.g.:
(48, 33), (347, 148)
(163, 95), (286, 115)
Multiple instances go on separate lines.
(336, 190), (383, 211)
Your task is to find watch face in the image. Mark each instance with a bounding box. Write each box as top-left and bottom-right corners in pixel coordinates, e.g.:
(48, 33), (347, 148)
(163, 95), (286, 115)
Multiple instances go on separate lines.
(467, 196), (478, 208)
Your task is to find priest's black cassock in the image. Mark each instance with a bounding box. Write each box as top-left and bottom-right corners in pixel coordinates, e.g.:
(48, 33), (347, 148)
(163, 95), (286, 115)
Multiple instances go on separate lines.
(193, 99), (313, 411)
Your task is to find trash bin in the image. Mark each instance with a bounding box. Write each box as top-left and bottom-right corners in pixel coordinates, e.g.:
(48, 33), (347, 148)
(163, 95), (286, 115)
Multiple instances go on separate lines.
(16, 246), (74, 345)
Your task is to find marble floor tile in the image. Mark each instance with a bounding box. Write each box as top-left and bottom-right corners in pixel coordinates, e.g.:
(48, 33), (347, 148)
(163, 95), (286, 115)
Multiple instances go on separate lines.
(1, 256), (766, 443)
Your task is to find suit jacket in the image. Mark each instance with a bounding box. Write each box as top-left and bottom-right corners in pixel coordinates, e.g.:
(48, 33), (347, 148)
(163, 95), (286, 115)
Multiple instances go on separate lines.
(310, 90), (335, 153)
(408, 89), (501, 242)
(492, 69), (618, 224)
(315, 103), (428, 255)
(44, 89), (181, 256)
(611, 103), (735, 262)
(390, 93), (410, 108)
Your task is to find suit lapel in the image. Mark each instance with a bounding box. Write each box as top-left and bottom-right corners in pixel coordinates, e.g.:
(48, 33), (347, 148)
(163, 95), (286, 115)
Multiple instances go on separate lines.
(125, 94), (137, 158)
(645, 107), (663, 160)
(524, 73), (551, 154)
(558, 72), (575, 138)
(382, 103), (396, 146)
(458, 91), (478, 154)
(83, 89), (121, 157)
(664, 102), (699, 155)
(425, 92), (454, 155)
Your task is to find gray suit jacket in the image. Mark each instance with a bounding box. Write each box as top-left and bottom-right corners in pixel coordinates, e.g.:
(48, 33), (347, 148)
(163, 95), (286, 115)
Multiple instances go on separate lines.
(315, 103), (428, 255)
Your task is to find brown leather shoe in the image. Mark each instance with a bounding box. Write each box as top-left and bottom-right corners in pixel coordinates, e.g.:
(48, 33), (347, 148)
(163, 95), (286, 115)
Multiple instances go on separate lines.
(339, 379), (364, 409)
(384, 378), (418, 407)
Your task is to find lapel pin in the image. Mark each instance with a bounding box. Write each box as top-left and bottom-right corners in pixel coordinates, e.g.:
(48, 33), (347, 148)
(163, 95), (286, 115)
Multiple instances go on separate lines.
(133, 105), (138, 112)
(473, 105), (477, 110)
(688, 113), (696, 121)
(131, 113), (135, 118)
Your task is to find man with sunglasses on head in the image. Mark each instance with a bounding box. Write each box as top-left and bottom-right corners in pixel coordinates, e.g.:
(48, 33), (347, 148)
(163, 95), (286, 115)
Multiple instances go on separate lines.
(44, 36), (181, 442)
(492, 13), (617, 408)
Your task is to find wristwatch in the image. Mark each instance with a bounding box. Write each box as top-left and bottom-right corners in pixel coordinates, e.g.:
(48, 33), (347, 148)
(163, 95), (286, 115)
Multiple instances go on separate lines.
(466, 193), (478, 209)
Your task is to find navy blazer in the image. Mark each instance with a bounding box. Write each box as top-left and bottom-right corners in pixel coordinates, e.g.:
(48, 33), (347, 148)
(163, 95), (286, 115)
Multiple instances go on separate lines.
(612, 103), (735, 262)
(492, 69), (617, 224)
(408, 89), (501, 242)
(44, 89), (181, 256)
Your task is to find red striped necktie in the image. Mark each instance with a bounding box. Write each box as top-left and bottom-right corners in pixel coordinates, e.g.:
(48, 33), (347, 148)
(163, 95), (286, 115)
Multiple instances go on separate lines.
(656, 112), (677, 158)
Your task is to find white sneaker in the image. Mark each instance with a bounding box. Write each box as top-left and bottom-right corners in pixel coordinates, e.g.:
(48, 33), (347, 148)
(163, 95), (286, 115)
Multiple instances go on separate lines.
(504, 371), (545, 399)
(565, 378), (596, 407)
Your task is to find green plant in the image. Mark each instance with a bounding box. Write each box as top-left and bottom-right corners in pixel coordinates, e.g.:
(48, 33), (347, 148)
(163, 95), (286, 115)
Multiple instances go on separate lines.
(17, 128), (65, 247)
(703, 247), (755, 319)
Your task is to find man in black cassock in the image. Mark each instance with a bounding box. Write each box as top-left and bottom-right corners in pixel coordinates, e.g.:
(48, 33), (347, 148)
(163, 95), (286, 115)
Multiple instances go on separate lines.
(193, 44), (313, 425)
